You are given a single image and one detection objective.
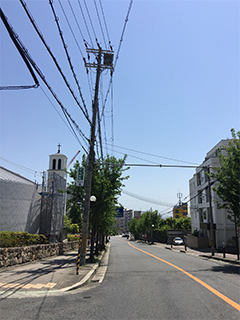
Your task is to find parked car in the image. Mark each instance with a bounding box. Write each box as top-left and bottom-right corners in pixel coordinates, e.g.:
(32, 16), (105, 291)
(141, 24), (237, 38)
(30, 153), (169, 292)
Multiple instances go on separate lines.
(122, 233), (129, 239)
(173, 237), (183, 245)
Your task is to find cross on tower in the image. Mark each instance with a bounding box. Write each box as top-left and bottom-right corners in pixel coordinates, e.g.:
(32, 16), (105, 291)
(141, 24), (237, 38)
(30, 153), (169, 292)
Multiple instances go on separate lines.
(57, 143), (61, 154)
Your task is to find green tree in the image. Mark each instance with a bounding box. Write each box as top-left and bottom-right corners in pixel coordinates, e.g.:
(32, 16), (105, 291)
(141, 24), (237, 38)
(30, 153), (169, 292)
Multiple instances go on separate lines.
(91, 155), (129, 255)
(67, 154), (129, 260)
(210, 128), (240, 258)
(128, 210), (161, 242)
(66, 160), (84, 229)
(128, 218), (139, 239)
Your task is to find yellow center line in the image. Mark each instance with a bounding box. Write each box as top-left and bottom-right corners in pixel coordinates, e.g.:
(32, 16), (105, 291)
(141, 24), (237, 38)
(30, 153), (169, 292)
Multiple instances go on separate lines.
(128, 241), (240, 312)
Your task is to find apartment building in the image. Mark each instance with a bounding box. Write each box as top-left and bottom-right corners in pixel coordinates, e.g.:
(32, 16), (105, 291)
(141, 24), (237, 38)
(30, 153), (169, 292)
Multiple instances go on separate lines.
(173, 202), (188, 219)
(189, 139), (235, 249)
(116, 209), (133, 234)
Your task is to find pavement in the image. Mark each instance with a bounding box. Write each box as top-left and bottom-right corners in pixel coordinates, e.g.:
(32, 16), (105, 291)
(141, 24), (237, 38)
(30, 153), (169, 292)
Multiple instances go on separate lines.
(0, 244), (110, 298)
(152, 241), (240, 265)
(0, 239), (239, 297)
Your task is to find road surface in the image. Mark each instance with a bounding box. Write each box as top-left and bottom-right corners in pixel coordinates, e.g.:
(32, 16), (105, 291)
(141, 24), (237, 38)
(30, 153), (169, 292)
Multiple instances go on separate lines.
(1, 235), (239, 319)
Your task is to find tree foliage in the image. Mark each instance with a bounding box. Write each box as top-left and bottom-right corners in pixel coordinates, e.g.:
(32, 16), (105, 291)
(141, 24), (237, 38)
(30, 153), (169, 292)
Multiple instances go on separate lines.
(210, 129), (240, 226)
(66, 155), (129, 238)
(91, 155), (129, 237)
(128, 213), (191, 243)
(66, 160), (85, 229)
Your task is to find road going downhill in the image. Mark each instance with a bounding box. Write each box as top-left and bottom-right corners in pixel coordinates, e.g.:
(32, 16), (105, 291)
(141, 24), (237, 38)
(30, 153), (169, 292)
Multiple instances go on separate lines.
(1, 235), (239, 320)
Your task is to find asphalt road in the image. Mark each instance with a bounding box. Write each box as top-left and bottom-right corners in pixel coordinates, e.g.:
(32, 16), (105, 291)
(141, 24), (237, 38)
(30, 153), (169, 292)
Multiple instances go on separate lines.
(1, 235), (239, 320)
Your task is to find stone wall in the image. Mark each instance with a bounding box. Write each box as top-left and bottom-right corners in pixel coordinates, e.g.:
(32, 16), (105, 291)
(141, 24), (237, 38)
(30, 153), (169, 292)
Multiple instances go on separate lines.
(0, 241), (79, 268)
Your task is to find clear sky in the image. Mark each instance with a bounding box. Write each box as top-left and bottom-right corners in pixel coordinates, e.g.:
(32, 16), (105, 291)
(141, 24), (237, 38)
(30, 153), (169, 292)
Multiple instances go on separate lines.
(0, 0), (239, 217)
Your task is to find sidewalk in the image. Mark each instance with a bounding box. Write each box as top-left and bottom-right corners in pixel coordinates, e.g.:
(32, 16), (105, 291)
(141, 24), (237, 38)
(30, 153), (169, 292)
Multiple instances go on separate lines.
(152, 241), (240, 265)
(0, 244), (108, 297)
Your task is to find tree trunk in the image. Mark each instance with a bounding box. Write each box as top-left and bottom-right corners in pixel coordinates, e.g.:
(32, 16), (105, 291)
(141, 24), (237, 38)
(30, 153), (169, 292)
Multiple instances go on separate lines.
(234, 215), (239, 260)
(95, 231), (99, 256)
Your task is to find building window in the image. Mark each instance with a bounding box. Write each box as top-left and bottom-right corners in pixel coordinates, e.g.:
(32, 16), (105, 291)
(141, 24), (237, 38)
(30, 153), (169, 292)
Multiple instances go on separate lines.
(58, 159), (61, 170)
(203, 210), (207, 220)
(52, 159), (56, 170)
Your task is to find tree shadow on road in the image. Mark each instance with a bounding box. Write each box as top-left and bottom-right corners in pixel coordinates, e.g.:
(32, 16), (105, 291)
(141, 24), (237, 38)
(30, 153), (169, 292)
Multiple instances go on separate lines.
(211, 265), (240, 275)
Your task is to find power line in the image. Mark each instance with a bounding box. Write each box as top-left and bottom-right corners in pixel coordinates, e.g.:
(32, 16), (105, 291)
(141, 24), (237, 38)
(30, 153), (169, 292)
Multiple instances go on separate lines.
(49, 0), (90, 123)
(0, 7), (39, 91)
(104, 146), (160, 164)
(105, 143), (199, 165)
(101, 0), (133, 120)
(83, 0), (98, 45)
(122, 190), (175, 207)
(8, 11), (86, 147)
(76, 0), (93, 47)
(0, 157), (42, 177)
(99, 0), (112, 49)
(67, 0), (86, 49)
(20, 0), (90, 124)
(93, 0), (107, 48)
(102, 162), (199, 168)
(59, 0), (84, 58)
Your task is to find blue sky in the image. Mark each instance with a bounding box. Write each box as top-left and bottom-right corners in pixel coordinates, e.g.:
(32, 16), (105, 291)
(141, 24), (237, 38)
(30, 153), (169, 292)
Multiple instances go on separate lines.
(0, 0), (239, 216)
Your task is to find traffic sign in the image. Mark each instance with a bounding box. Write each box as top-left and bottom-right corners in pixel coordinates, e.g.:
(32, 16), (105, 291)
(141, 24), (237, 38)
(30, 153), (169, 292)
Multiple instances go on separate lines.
(76, 167), (85, 186)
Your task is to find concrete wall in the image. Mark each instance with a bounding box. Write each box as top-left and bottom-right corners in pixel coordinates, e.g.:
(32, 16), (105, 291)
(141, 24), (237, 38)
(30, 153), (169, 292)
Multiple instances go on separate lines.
(187, 235), (209, 249)
(0, 180), (42, 233)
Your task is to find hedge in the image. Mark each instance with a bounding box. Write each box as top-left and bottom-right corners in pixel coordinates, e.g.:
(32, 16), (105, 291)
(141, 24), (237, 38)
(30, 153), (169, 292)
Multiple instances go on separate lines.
(0, 231), (49, 248)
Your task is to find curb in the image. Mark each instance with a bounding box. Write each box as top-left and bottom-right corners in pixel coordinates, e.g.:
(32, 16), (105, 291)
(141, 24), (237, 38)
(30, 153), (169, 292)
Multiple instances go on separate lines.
(60, 243), (109, 292)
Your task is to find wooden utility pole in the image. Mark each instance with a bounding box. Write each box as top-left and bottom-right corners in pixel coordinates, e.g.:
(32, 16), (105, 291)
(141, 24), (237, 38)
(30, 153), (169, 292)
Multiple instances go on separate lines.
(80, 46), (113, 265)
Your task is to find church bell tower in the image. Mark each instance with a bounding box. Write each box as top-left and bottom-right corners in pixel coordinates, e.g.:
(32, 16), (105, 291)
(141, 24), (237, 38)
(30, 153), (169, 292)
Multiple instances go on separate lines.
(48, 143), (68, 180)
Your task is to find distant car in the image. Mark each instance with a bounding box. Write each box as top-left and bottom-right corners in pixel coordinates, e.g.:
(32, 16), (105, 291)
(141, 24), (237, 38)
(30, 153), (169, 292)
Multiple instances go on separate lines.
(173, 237), (183, 245)
(122, 234), (129, 239)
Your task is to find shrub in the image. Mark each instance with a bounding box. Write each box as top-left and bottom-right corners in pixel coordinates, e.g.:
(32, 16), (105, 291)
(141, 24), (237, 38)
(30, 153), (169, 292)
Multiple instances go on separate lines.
(0, 231), (49, 248)
(67, 234), (80, 242)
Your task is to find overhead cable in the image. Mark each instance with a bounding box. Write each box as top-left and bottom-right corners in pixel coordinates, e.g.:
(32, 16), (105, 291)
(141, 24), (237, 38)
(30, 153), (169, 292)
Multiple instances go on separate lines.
(105, 143), (199, 165)
(93, 0), (107, 48)
(76, 0), (94, 47)
(1, 6), (87, 149)
(101, 0), (133, 120)
(20, 0), (90, 124)
(49, 0), (90, 123)
(6, 10), (87, 147)
(67, 0), (86, 47)
(122, 190), (175, 207)
(83, 0), (98, 45)
(59, 0), (84, 58)
(99, 0), (111, 49)
(40, 87), (88, 150)
(0, 8), (39, 90)
(0, 157), (42, 177)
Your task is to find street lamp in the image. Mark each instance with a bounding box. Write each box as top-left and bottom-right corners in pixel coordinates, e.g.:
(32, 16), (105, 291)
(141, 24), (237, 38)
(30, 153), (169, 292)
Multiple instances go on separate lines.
(90, 195), (96, 262)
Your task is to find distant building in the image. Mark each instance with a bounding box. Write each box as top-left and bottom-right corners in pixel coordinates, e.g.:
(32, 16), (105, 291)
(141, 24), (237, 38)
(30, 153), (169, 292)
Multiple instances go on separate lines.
(173, 202), (188, 219)
(115, 209), (133, 234)
(134, 210), (142, 220)
(189, 139), (235, 249)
